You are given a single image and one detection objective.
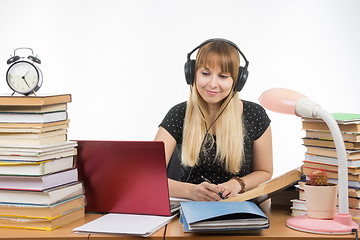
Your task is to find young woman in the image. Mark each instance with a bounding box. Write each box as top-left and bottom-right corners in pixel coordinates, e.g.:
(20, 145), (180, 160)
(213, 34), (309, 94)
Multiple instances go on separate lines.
(155, 39), (273, 201)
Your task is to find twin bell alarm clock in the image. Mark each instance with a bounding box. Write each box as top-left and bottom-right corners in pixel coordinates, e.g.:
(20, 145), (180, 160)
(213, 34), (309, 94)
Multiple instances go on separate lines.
(6, 47), (43, 96)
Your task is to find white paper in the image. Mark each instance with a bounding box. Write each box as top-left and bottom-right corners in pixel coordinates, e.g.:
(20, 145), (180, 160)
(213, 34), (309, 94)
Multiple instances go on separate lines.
(73, 213), (177, 237)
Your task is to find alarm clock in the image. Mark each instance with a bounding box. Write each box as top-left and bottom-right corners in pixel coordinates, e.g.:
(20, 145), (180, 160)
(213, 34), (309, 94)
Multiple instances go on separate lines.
(6, 48), (43, 95)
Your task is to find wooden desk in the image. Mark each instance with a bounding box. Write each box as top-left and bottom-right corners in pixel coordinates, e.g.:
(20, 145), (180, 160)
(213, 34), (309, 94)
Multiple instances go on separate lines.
(0, 203), (357, 240)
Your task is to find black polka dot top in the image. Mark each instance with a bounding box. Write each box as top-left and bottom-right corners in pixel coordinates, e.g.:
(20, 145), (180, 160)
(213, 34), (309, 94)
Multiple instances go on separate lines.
(159, 100), (271, 184)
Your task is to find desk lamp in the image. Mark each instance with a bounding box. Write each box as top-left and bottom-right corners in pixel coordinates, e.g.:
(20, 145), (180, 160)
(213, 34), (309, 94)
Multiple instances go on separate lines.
(259, 88), (358, 234)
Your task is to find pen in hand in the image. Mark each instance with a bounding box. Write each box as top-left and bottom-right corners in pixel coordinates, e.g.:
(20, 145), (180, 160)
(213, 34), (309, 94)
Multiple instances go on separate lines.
(201, 176), (226, 199)
(201, 176), (212, 184)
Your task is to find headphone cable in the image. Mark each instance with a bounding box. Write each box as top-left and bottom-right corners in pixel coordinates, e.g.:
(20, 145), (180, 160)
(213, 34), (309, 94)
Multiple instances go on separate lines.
(185, 91), (237, 182)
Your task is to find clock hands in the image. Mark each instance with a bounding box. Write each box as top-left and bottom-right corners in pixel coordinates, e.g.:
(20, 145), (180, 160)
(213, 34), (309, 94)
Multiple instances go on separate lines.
(21, 71), (31, 88)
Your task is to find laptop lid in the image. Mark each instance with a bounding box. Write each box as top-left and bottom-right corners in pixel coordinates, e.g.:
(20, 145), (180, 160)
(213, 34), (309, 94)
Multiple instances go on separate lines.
(76, 140), (171, 216)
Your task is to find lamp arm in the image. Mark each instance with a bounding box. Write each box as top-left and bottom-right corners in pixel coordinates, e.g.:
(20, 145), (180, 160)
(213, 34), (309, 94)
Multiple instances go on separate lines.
(315, 108), (349, 214)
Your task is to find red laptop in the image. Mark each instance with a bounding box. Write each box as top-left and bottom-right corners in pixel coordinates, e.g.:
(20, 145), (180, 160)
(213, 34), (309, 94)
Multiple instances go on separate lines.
(75, 140), (171, 216)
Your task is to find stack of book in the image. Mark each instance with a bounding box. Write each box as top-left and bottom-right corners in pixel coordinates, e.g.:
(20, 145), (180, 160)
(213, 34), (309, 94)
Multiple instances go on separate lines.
(290, 113), (360, 224)
(0, 94), (85, 231)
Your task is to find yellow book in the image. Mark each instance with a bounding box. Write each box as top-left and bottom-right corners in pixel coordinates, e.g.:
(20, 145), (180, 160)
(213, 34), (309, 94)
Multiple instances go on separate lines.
(303, 138), (360, 150)
(0, 195), (85, 219)
(302, 121), (360, 133)
(0, 119), (69, 129)
(306, 146), (360, 160)
(303, 160), (360, 174)
(0, 156), (75, 176)
(0, 208), (84, 231)
(306, 130), (360, 143)
(303, 166), (360, 182)
(0, 103), (67, 113)
(0, 94), (71, 107)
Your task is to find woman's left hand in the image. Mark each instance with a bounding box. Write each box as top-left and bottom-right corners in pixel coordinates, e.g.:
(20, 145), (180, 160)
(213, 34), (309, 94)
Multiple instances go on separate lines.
(217, 178), (241, 199)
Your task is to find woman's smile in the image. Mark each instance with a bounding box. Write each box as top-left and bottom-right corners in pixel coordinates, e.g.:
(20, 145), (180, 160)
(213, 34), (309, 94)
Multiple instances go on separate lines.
(206, 90), (219, 95)
(196, 66), (233, 106)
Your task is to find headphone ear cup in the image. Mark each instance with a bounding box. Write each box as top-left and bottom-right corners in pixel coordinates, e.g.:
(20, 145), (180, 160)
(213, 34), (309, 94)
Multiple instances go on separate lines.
(234, 66), (248, 92)
(184, 59), (196, 85)
(7, 56), (20, 65)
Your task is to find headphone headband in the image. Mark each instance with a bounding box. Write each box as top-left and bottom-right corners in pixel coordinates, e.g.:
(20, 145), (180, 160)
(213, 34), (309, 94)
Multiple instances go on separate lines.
(187, 38), (249, 68)
(184, 38), (249, 92)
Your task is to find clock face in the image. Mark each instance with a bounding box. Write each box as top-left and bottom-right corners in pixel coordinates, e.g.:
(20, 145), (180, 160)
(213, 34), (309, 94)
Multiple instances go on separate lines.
(6, 61), (41, 95)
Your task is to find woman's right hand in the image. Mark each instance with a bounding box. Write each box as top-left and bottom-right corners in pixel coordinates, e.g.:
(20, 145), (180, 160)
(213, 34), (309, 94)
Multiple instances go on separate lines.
(191, 182), (222, 201)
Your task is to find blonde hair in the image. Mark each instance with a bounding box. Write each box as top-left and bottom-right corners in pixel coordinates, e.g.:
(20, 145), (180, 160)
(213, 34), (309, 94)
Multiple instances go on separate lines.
(181, 41), (245, 174)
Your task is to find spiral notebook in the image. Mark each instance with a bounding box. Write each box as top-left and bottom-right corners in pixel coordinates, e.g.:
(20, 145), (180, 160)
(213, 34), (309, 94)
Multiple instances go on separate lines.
(75, 140), (171, 216)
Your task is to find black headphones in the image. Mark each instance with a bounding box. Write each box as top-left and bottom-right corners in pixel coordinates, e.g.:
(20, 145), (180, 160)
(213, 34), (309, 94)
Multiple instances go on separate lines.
(7, 47), (41, 65)
(184, 38), (249, 93)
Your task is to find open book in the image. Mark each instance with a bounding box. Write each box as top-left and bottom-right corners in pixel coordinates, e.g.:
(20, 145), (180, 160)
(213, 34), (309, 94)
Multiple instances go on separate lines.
(223, 167), (302, 204)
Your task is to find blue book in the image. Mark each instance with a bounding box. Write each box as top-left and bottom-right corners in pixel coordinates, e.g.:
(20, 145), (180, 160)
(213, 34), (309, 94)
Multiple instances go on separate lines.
(180, 201), (269, 232)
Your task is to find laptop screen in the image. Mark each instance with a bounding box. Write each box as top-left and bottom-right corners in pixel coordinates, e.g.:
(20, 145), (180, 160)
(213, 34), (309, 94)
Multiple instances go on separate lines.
(76, 140), (171, 216)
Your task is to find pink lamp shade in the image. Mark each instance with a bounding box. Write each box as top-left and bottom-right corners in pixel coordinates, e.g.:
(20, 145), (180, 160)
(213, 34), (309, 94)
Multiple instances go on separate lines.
(259, 88), (321, 118)
(258, 88), (305, 115)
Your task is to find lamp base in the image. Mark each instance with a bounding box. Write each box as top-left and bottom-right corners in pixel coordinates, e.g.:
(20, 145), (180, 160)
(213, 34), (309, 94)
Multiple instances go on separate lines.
(286, 214), (358, 235)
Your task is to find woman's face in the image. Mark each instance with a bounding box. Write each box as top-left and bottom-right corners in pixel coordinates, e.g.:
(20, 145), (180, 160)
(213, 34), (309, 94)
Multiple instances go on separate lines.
(195, 65), (234, 108)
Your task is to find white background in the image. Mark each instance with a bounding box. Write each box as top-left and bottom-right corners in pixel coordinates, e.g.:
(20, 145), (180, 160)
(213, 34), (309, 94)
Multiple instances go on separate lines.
(0, 0), (359, 177)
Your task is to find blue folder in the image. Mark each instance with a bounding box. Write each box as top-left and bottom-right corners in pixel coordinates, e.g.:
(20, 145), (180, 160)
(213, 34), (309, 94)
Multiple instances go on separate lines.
(180, 201), (269, 232)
